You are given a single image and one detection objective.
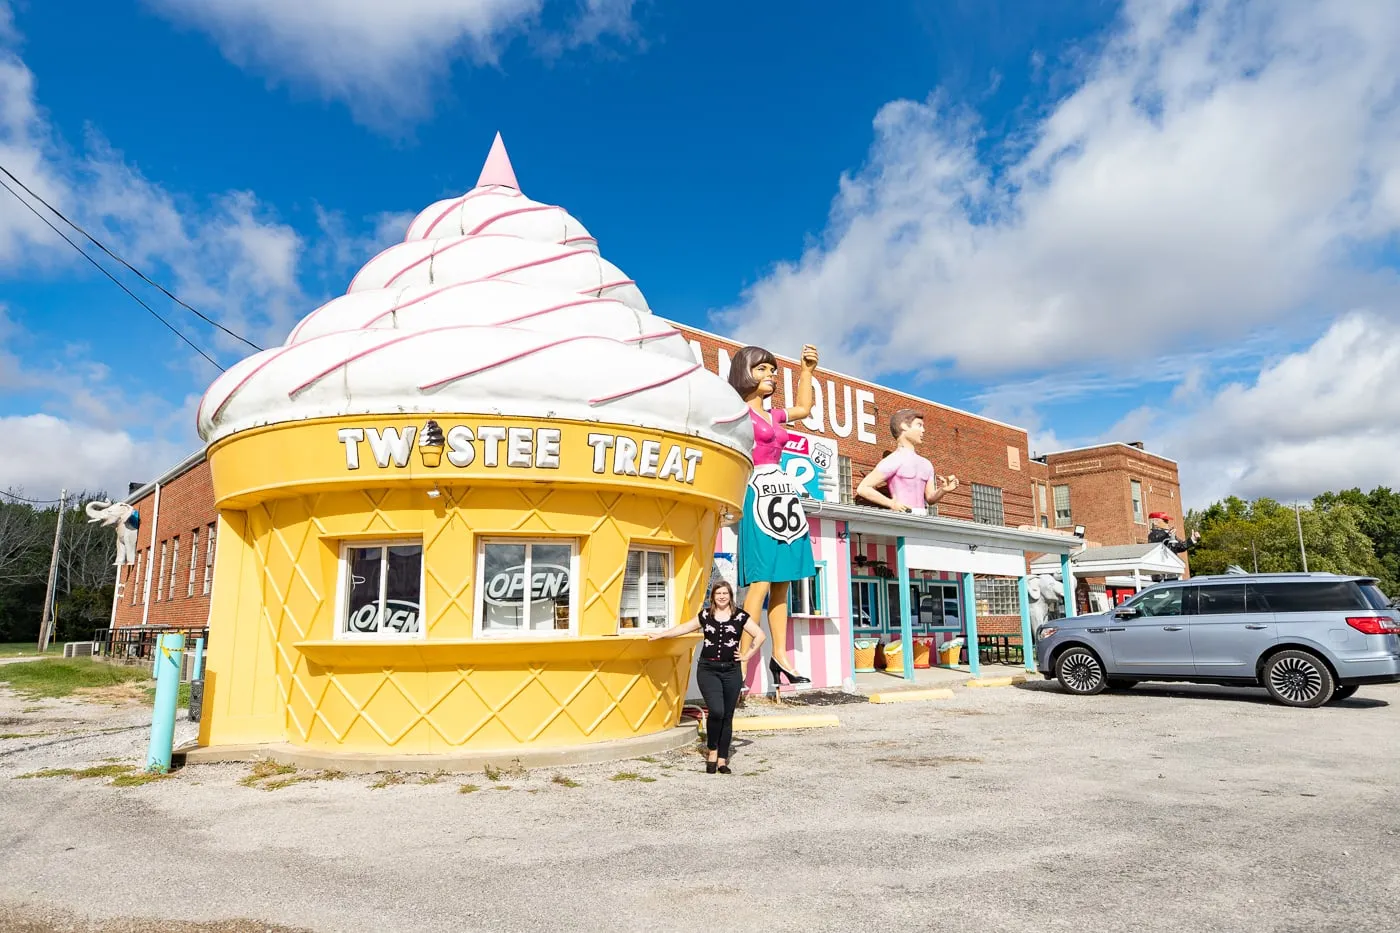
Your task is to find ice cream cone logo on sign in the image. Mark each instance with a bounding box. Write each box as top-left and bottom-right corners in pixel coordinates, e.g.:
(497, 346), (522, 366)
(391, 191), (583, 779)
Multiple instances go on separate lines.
(419, 419), (444, 467)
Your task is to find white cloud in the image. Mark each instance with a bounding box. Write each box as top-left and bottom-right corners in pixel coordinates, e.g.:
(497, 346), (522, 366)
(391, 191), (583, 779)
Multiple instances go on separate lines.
(1166, 312), (1400, 505)
(143, 0), (640, 127)
(719, 0), (1400, 382)
(0, 413), (186, 500)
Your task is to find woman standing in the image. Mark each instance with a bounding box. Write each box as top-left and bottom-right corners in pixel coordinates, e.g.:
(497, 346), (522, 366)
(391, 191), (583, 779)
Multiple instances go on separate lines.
(649, 581), (765, 773)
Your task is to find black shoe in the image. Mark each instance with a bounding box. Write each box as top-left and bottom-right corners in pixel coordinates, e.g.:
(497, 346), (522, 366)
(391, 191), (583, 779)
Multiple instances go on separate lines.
(717, 765), (731, 774)
(769, 658), (811, 686)
(706, 759), (718, 774)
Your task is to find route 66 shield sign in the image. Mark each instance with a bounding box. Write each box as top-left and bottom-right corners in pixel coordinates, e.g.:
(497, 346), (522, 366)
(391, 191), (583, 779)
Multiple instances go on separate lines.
(749, 467), (810, 544)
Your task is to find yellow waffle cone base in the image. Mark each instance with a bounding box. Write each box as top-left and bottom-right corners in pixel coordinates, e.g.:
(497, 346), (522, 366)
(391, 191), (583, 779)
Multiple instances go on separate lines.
(197, 415), (748, 756)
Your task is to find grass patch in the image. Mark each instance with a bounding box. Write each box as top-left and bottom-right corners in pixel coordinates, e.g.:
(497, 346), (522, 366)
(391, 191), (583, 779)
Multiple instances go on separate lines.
(112, 772), (172, 788)
(610, 771), (641, 782)
(493, 784), (511, 791)
(0, 659), (149, 700)
(237, 760), (297, 787)
(551, 773), (580, 788)
(419, 770), (449, 785)
(483, 758), (527, 782)
(0, 731), (49, 739)
(635, 756), (659, 764)
(458, 783), (480, 794)
(0, 642), (62, 658)
(16, 764), (137, 781)
(143, 682), (192, 708)
(370, 773), (406, 790)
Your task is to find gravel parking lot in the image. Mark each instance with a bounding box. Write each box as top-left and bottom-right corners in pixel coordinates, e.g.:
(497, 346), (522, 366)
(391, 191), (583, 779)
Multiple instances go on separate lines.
(2, 678), (1398, 933)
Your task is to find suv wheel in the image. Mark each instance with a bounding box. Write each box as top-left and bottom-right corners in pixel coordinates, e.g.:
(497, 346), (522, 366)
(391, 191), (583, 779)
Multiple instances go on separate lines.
(1055, 647), (1107, 695)
(1263, 650), (1334, 708)
(1330, 684), (1360, 703)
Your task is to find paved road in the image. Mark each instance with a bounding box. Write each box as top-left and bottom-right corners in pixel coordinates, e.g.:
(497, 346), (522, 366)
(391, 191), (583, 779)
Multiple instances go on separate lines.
(2, 679), (1398, 932)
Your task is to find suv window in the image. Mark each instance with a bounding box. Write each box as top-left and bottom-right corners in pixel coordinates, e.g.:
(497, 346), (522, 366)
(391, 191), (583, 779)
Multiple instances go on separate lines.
(1196, 584), (1245, 614)
(1360, 582), (1392, 610)
(1249, 581), (1369, 612)
(1132, 586), (1185, 617)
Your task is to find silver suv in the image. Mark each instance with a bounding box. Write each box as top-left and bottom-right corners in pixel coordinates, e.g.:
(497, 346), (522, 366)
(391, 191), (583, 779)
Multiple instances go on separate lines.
(1034, 573), (1400, 707)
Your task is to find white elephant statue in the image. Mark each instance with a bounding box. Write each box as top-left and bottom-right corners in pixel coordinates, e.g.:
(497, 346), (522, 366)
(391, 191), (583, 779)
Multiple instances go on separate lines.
(1027, 573), (1065, 630)
(86, 500), (140, 566)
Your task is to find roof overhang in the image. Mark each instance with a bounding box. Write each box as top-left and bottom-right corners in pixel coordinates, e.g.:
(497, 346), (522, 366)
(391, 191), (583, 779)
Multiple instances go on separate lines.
(806, 501), (1081, 555)
(1030, 544), (1186, 577)
(122, 448), (207, 505)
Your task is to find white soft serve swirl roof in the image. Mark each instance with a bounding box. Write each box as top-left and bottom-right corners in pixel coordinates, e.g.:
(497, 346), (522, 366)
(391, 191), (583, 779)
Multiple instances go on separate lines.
(197, 135), (753, 456)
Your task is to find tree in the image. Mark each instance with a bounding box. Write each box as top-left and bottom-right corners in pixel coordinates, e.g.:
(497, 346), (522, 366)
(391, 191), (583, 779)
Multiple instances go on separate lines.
(1191, 495), (1385, 586)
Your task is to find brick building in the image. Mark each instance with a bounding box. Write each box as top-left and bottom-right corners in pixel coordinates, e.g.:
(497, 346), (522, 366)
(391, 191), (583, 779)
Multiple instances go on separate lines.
(105, 323), (1180, 642)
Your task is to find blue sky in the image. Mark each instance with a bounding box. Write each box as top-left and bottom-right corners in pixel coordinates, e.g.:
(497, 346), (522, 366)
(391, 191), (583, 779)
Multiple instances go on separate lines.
(3, 0), (1400, 506)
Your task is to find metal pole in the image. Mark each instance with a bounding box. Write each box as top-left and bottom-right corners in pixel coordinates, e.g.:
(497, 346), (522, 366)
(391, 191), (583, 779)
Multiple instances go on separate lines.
(1252, 540), (1259, 574)
(1017, 575), (1035, 673)
(146, 632), (184, 773)
(37, 489), (67, 652)
(1294, 502), (1308, 572)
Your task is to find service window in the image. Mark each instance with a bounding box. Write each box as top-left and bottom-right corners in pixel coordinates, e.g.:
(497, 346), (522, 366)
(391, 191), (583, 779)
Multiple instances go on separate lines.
(620, 547), (671, 632)
(787, 566), (826, 616)
(851, 580), (881, 631)
(478, 539), (576, 636)
(339, 541), (424, 638)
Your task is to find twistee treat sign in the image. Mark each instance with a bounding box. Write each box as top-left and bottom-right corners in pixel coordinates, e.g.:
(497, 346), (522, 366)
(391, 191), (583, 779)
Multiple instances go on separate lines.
(336, 423), (706, 485)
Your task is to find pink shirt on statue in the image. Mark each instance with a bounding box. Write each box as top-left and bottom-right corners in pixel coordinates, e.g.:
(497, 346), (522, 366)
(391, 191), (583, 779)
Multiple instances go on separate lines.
(873, 447), (934, 513)
(749, 407), (791, 467)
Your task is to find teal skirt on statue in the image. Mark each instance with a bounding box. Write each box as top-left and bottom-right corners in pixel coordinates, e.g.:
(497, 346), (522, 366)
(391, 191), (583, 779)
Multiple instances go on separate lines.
(737, 464), (816, 587)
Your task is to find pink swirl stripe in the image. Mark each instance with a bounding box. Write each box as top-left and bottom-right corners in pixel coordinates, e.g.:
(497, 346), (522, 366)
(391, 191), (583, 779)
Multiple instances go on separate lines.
(711, 408), (752, 426)
(419, 186), (523, 239)
(466, 204), (557, 236)
(564, 235), (597, 246)
(590, 363), (702, 406)
(360, 292), (616, 330)
(418, 334), (608, 391)
(286, 325), (473, 399)
(384, 239), (594, 289)
(588, 278), (637, 295)
(205, 329), (348, 423)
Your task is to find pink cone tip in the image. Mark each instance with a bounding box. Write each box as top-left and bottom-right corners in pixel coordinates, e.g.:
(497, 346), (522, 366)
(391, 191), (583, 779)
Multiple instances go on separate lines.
(476, 132), (520, 190)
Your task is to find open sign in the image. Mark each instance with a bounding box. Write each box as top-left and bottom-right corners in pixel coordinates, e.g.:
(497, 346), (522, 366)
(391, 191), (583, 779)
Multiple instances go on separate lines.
(347, 599), (420, 633)
(483, 564), (571, 606)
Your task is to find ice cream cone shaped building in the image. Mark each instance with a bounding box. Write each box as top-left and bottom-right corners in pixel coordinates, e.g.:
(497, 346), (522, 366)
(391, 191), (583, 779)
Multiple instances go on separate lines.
(194, 135), (752, 759)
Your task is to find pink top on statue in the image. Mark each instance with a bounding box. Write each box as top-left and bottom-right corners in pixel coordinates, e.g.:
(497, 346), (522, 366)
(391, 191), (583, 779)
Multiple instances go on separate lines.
(873, 447), (934, 511)
(749, 407), (790, 466)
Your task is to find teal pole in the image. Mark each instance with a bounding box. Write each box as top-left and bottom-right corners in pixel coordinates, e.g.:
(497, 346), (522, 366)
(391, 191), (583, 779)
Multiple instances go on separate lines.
(191, 637), (205, 681)
(1060, 553), (1076, 618)
(962, 572), (980, 678)
(145, 633), (184, 773)
(896, 537), (914, 682)
(1017, 576), (1035, 673)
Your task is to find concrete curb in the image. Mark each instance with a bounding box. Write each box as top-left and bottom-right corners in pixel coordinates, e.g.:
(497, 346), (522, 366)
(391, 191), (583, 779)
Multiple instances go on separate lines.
(868, 688), (955, 704)
(173, 723), (700, 774)
(966, 675), (1030, 688)
(731, 714), (839, 732)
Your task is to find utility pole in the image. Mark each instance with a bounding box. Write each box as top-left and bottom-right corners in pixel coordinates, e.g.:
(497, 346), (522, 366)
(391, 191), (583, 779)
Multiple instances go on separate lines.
(1251, 539), (1259, 574)
(1294, 501), (1308, 573)
(37, 489), (67, 652)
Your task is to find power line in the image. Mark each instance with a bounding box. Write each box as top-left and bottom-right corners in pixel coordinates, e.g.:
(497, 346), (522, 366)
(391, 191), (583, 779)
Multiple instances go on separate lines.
(0, 175), (225, 371)
(0, 489), (67, 505)
(0, 163), (263, 352)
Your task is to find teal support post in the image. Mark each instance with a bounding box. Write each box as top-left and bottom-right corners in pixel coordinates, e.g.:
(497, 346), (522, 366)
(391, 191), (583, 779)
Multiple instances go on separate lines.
(191, 637), (205, 681)
(962, 572), (980, 678)
(895, 537), (914, 682)
(145, 633), (184, 773)
(1061, 553), (1076, 618)
(1017, 576), (1036, 673)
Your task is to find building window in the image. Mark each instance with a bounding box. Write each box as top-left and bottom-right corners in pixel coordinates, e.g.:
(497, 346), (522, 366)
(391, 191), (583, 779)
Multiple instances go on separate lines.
(619, 547), (671, 631)
(203, 523), (216, 595)
(971, 484), (1004, 525)
(1131, 480), (1144, 523)
(188, 529), (199, 598)
(838, 456), (854, 505)
(156, 541), (168, 601)
(788, 565), (826, 616)
(477, 539), (576, 637)
(338, 540), (424, 639)
(851, 579), (881, 631)
(169, 536), (180, 600)
(131, 551), (143, 604)
(975, 577), (1020, 615)
(1053, 485), (1072, 527)
(1037, 483), (1048, 521)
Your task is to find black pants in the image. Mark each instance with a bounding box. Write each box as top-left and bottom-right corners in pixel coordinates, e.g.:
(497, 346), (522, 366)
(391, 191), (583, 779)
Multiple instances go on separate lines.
(696, 659), (743, 759)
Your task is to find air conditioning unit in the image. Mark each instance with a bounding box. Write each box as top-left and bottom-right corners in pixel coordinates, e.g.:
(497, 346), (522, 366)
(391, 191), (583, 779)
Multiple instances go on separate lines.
(63, 641), (97, 658)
